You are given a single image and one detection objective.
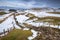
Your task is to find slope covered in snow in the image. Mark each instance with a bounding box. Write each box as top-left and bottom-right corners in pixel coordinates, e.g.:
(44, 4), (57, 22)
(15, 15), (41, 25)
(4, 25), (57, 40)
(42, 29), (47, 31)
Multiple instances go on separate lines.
(0, 10), (60, 40)
(25, 10), (60, 17)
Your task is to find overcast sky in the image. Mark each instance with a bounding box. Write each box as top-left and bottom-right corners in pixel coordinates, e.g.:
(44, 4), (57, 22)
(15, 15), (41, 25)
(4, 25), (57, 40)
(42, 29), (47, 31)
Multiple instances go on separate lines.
(0, 0), (60, 8)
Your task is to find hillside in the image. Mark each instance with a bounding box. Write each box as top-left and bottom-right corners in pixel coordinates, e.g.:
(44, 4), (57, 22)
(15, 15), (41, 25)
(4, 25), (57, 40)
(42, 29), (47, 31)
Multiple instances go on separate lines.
(0, 29), (32, 40)
(0, 9), (60, 40)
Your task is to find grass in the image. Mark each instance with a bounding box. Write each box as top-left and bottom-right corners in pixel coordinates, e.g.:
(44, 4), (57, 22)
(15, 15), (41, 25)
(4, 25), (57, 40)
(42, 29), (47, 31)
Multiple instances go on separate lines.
(1, 29), (32, 40)
(25, 13), (38, 21)
(47, 12), (60, 14)
(35, 16), (60, 22)
(0, 12), (7, 15)
(25, 14), (60, 26)
(23, 23), (33, 27)
(26, 13), (36, 17)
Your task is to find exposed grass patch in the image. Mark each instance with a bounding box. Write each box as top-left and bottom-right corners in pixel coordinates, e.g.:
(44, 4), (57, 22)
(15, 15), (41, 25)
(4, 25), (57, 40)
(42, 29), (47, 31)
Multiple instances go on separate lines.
(47, 12), (60, 14)
(26, 13), (36, 17)
(1, 29), (32, 40)
(25, 13), (38, 21)
(15, 14), (21, 16)
(0, 12), (7, 15)
(35, 16), (60, 22)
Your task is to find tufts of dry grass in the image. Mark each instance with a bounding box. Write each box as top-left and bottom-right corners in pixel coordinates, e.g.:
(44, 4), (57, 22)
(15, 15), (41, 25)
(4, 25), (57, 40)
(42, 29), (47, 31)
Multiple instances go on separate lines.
(1, 29), (32, 40)
(33, 27), (60, 40)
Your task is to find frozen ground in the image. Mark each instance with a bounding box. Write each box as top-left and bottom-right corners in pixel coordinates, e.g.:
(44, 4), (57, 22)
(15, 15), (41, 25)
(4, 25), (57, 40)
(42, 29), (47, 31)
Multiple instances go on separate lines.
(0, 13), (12, 19)
(25, 10), (60, 17)
(0, 15), (20, 33)
(0, 10), (60, 40)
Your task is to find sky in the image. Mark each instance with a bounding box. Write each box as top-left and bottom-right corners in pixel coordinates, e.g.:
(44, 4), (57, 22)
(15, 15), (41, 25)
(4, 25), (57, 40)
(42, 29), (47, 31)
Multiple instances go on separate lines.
(0, 0), (60, 8)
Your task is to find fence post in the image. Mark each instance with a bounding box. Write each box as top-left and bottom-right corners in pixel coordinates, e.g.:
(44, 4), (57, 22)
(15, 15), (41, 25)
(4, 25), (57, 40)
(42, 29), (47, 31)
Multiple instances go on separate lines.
(12, 22), (15, 30)
(3, 29), (5, 36)
(7, 28), (9, 33)
(58, 24), (60, 29)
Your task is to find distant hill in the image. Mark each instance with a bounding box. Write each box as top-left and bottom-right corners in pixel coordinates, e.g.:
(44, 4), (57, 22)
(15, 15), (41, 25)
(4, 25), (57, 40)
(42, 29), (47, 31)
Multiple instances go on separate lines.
(0, 6), (60, 12)
(30, 7), (54, 10)
(0, 6), (27, 10)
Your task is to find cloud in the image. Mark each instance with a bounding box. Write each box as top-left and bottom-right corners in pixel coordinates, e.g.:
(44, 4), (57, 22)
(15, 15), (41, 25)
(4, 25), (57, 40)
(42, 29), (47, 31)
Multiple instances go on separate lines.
(0, 1), (37, 8)
(0, 0), (60, 8)
(0, 1), (47, 8)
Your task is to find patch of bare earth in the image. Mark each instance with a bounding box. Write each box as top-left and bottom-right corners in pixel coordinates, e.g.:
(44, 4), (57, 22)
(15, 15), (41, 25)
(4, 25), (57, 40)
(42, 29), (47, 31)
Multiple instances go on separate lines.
(33, 27), (60, 40)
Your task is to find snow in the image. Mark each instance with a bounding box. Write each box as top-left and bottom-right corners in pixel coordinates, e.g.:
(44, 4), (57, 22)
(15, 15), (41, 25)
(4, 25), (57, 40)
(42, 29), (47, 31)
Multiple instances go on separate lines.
(25, 10), (60, 17)
(28, 29), (38, 40)
(16, 15), (29, 23)
(0, 15), (21, 33)
(0, 32), (8, 37)
(23, 28), (29, 30)
(0, 13), (12, 19)
(15, 11), (60, 29)
(0, 16), (13, 32)
(0, 10), (60, 39)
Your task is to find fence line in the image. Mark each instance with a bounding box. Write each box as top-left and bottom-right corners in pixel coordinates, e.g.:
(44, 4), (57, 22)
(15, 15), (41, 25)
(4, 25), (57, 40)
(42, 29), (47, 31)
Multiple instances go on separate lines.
(0, 26), (15, 37)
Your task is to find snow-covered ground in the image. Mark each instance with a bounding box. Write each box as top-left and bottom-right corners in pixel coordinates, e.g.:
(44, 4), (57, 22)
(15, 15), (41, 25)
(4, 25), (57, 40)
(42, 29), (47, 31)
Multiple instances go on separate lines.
(0, 16), (14, 32)
(0, 13), (13, 21)
(25, 10), (60, 17)
(26, 20), (60, 28)
(28, 29), (38, 40)
(0, 13), (12, 19)
(0, 14), (39, 39)
(16, 15), (29, 23)
(16, 10), (60, 29)
(0, 15), (20, 33)
(15, 15), (60, 29)
(0, 10), (60, 39)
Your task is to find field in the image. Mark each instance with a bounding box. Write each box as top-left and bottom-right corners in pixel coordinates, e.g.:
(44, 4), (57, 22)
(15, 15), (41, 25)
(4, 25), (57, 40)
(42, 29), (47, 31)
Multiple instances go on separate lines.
(0, 10), (60, 40)
(0, 29), (32, 40)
